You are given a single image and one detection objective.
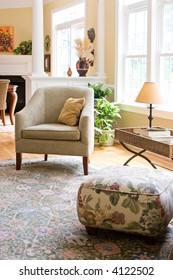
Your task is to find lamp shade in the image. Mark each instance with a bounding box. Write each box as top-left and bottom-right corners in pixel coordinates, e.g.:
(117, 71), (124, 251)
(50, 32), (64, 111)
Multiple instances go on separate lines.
(135, 82), (164, 104)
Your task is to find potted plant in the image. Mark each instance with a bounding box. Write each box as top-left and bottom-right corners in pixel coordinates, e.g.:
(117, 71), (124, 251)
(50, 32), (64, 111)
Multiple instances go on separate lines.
(88, 83), (113, 100)
(13, 40), (32, 55)
(94, 98), (121, 146)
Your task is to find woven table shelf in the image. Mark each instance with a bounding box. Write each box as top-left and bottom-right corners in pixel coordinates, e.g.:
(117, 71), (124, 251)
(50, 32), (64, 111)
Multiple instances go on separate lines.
(115, 127), (173, 159)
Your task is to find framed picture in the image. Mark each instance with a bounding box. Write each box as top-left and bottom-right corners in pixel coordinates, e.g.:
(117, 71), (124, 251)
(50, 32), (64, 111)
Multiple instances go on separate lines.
(44, 35), (50, 52)
(44, 54), (51, 72)
(0, 26), (14, 52)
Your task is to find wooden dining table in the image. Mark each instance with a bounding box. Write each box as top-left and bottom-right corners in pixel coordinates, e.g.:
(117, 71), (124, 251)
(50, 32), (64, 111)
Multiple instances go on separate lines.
(7, 84), (18, 125)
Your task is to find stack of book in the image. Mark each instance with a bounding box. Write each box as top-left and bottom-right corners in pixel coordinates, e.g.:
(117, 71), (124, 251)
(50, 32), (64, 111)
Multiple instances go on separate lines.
(140, 127), (173, 143)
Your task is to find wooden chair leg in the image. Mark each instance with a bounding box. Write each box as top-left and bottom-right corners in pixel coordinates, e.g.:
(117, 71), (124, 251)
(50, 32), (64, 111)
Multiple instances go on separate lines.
(83, 156), (89, 175)
(1, 110), (6, 126)
(44, 154), (48, 161)
(16, 153), (22, 170)
(144, 235), (158, 244)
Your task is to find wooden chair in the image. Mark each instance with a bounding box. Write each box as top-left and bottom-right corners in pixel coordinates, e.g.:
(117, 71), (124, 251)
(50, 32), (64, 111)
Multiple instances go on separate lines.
(0, 80), (10, 126)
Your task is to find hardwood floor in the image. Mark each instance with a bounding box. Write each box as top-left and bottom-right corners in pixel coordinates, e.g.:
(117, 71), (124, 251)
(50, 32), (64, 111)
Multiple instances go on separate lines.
(0, 115), (173, 171)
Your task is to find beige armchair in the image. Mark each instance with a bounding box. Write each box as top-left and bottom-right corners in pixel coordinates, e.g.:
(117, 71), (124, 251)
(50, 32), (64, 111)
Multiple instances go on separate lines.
(0, 79), (10, 126)
(15, 86), (94, 175)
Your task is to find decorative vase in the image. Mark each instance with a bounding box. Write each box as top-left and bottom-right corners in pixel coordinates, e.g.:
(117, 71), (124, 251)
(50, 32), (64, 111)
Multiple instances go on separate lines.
(76, 59), (89, 77)
(67, 67), (72, 76)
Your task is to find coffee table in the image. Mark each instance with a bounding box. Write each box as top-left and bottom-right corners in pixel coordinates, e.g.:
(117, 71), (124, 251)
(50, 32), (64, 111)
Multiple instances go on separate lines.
(115, 127), (173, 168)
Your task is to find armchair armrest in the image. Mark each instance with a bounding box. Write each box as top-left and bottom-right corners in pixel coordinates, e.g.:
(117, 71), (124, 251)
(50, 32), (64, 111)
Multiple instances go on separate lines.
(79, 95), (94, 145)
(15, 90), (45, 141)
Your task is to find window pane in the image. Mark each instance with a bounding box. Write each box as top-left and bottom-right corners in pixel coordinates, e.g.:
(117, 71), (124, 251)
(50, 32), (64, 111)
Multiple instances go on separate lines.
(162, 3), (173, 52)
(118, 0), (173, 109)
(52, 2), (85, 77)
(71, 26), (85, 75)
(128, 11), (147, 54)
(56, 29), (70, 76)
(124, 0), (143, 5)
(124, 57), (146, 101)
(160, 56), (173, 105)
(53, 2), (85, 25)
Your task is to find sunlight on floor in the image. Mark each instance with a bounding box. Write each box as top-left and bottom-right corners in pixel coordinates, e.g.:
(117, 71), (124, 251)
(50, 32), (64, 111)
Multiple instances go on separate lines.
(0, 114), (14, 133)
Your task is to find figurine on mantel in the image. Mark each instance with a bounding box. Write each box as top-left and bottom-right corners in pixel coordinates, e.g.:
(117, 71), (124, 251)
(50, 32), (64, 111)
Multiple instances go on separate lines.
(67, 67), (72, 76)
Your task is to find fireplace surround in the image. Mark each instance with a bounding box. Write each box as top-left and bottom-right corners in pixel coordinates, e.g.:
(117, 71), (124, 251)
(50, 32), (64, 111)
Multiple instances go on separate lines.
(0, 75), (25, 112)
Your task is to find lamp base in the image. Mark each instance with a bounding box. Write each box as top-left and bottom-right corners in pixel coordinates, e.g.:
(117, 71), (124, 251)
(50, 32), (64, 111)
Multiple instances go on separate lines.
(147, 104), (154, 128)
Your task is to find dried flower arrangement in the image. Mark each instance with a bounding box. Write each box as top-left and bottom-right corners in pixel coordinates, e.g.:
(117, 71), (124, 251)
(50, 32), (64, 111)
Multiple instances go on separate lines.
(74, 37), (94, 66)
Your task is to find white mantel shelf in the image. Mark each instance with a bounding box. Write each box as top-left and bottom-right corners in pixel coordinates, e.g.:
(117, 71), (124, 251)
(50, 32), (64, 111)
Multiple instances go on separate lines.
(0, 55), (32, 75)
(0, 55), (107, 104)
(29, 75), (107, 89)
(25, 75), (107, 103)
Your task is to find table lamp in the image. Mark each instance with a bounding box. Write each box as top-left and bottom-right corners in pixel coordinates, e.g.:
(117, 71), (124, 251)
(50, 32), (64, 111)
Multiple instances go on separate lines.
(135, 82), (164, 127)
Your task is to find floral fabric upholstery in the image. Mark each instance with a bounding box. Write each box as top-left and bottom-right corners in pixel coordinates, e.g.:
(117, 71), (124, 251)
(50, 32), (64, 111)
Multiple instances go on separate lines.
(77, 166), (173, 237)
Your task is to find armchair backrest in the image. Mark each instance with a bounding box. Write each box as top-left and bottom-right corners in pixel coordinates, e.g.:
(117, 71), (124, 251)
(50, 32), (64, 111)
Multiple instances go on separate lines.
(28, 86), (94, 123)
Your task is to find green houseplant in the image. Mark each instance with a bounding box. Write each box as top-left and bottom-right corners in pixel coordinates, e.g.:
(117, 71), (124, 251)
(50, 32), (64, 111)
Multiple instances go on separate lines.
(13, 40), (32, 55)
(88, 83), (112, 99)
(94, 98), (121, 145)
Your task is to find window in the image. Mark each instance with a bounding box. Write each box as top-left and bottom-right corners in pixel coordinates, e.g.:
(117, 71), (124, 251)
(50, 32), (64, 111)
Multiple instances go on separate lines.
(125, 9), (147, 101)
(116, 0), (173, 111)
(159, 1), (173, 106)
(52, 1), (85, 77)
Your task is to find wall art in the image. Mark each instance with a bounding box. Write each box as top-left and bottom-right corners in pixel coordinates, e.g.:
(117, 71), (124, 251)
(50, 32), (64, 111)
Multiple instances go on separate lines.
(0, 26), (14, 52)
(44, 54), (51, 72)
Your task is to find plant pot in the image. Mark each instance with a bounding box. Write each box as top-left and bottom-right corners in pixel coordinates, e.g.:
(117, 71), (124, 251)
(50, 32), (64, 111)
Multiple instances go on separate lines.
(76, 59), (89, 77)
(94, 129), (115, 146)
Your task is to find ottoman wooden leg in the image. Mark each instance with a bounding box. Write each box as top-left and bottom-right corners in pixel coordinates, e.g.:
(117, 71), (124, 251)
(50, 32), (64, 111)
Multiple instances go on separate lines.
(85, 226), (97, 235)
(144, 235), (158, 244)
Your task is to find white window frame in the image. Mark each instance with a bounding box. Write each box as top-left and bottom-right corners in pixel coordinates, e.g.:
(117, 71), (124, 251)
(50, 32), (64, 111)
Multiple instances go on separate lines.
(158, 0), (173, 107)
(51, 0), (86, 77)
(116, 0), (173, 119)
(117, 1), (148, 103)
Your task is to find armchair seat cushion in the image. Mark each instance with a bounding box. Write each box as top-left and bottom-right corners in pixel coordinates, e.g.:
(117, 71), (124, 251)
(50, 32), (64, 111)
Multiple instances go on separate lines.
(22, 123), (80, 141)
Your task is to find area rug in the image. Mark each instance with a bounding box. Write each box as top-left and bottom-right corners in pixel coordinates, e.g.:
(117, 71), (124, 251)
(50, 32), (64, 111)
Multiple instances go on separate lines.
(0, 156), (173, 260)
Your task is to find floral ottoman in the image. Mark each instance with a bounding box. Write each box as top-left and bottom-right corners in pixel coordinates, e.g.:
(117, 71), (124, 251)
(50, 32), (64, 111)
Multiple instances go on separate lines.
(77, 166), (173, 237)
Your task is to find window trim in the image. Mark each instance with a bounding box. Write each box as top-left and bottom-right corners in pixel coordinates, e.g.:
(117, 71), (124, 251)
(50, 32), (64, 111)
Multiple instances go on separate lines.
(53, 19), (84, 76)
(120, 102), (173, 120)
(51, 0), (86, 77)
(116, 0), (173, 114)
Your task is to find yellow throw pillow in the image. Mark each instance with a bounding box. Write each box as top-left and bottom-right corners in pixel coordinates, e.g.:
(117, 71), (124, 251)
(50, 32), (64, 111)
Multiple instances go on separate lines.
(58, 97), (85, 126)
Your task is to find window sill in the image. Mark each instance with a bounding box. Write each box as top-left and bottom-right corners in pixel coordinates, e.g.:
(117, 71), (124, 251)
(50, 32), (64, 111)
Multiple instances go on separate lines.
(120, 102), (173, 121)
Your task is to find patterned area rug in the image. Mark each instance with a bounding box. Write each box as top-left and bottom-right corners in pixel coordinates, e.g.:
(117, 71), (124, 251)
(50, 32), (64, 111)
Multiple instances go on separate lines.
(0, 157), (173, 260)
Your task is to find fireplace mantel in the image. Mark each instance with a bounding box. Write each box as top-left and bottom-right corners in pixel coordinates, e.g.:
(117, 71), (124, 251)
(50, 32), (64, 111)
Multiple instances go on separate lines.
(0, 55), (107, 104)
(0, 55), (32, 75)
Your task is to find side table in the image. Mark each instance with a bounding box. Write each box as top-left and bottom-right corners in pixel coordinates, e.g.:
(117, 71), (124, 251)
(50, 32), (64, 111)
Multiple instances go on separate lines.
(115, 127), (173, 168)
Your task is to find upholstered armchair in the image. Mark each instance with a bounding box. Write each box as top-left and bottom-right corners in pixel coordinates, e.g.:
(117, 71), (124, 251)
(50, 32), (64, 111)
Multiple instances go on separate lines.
(15, 86), (94, 175)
